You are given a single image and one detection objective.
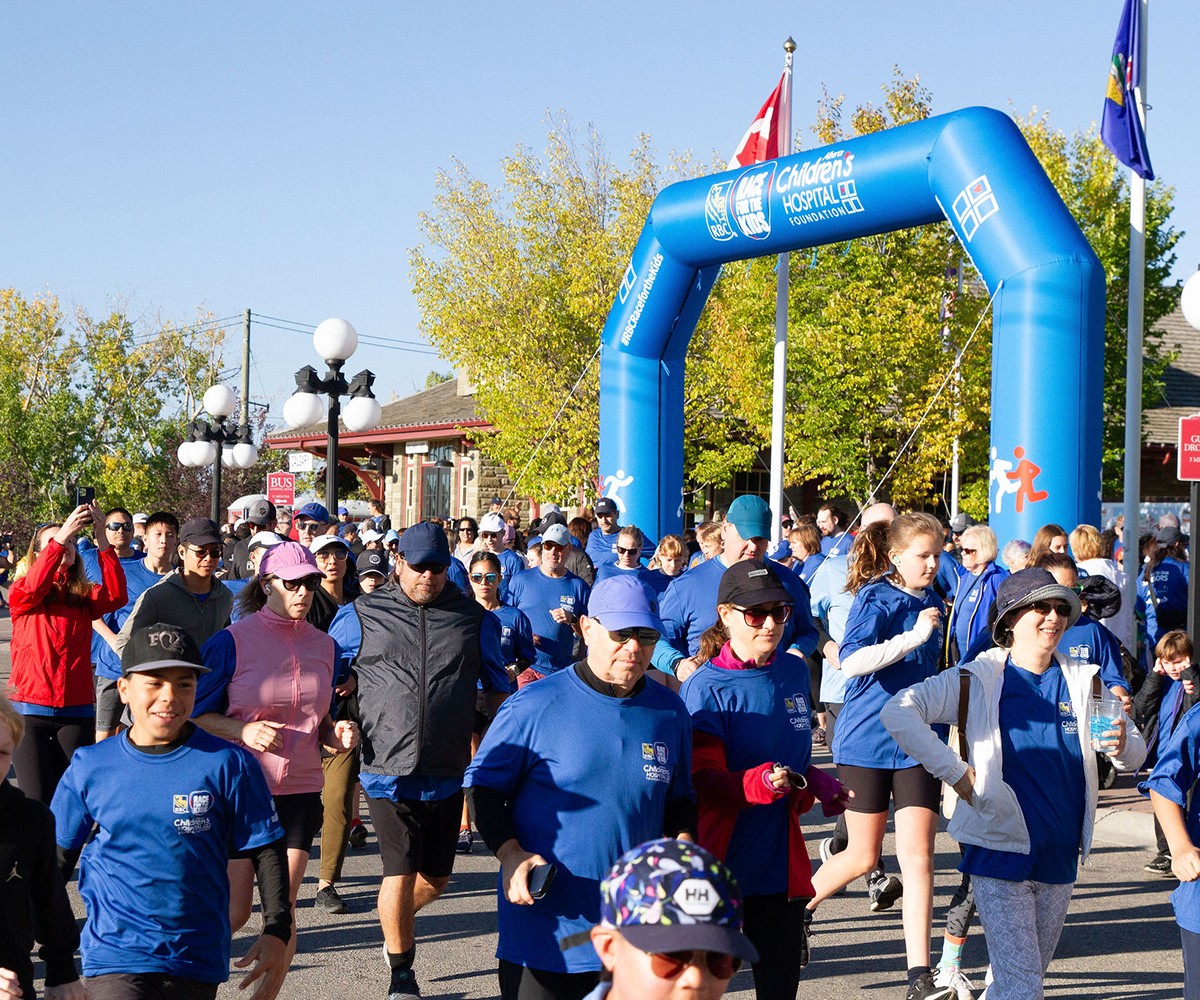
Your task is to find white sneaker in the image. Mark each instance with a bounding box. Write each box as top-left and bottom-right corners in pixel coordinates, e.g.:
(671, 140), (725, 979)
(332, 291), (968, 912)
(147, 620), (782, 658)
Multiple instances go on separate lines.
(934, 966), (978, 1000)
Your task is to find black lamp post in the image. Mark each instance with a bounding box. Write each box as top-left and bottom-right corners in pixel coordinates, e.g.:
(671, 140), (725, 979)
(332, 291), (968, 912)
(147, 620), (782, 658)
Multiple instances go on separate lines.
(177, 385), (260, 523)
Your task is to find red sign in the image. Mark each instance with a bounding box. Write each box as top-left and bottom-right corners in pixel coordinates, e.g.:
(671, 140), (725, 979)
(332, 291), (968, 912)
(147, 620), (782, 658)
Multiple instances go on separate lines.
(1179, 416), (1200, 481)
(266, 470), (296, 507)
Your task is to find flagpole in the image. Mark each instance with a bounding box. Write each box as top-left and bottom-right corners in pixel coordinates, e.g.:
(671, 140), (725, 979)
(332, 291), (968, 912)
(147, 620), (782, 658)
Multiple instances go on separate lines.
(1121, 0), (1148, 648)
(769, 36), (796, 544)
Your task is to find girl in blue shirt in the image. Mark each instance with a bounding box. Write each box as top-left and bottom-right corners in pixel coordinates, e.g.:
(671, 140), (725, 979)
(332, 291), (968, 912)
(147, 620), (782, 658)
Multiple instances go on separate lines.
(810, 512), (950, 1000)
(1145, 530), (1190, 644)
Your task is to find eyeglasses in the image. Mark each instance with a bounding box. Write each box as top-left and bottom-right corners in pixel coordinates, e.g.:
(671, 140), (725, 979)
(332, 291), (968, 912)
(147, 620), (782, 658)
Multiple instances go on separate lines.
(106, 522), (133, 532)
(607, 628), (660, 646)
(960, 547), (977, 555)
(470, 572), (499, 584)
(186, 546), (222, 559)
(408, 561), (447, 575)
(294, 519), (321, 531)
(616, 545), (640, 556)
(276, 574), (323, 592)
(542, 541), (564, 551)
(316, 548), (348, 560)
(459, 526), (476, 534)
(646, 948), (741, 980)
(734, 604), (793, 627)
(1029, 600), (1072, 618)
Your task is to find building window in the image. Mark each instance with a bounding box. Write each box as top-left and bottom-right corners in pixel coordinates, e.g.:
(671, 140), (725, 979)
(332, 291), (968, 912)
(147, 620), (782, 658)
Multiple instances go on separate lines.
(406, 461), (417, 519)
(422, 464), (452, 521)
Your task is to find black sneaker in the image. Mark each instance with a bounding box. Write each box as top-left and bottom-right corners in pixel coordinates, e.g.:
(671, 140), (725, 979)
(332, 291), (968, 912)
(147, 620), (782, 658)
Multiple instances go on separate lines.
(314, 885), (348, 914)
(867, 871), (903, 912)
(1144, 854), (1175, 878)
(905, 971), (954, 1000)
(388, 967), (421, 999)
(456, 828), (473, 855)
(348, 820), (369, 850)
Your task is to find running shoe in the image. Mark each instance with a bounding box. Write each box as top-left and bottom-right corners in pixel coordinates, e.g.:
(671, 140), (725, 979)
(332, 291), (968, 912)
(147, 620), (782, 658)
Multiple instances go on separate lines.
(867, 871), (903, 912)
(933, 965), (978, 1000)
(905, 971), (954, 1000)
(388, 967), (421, 999)
(812, 726), (827, 747)
(1144, 854), (1175, 878)
(348, 819), (369, 850)
(314, 885), (348, 914)
(456, 828), (473, 855)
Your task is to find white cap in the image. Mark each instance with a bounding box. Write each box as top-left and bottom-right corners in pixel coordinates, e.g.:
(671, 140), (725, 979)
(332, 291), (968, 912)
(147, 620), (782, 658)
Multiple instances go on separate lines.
(310, 534), (350, 555)
(132, 513), (149, 524)
(480, 512), (506, 534)
(248, 531), (284, 553)
(361, 528), (383, 544)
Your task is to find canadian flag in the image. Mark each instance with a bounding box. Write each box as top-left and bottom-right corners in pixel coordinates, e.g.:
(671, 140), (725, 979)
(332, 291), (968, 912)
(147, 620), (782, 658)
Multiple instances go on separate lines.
(728, 72), (787, 169)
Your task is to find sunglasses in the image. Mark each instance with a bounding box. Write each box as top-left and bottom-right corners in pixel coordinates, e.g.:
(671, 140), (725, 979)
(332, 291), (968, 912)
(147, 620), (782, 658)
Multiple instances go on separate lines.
(316, 548), (348, 560)
(542, 541), (564, 551)
(408, 561), (447, 575)
(106, 522), (133, 532)
(276, 574), (323, 592)
(459, 527), (476, 534)
(960, 547), (977, 555)
(735, 604), (793, 627)
(617, 545), (640, 556)
(1028, 600), (1072, 618)
(187, 546), (222, 559)
(470, 572), (500, 584)
(607, 628), (660, 646)
(646, 948), (741, 980)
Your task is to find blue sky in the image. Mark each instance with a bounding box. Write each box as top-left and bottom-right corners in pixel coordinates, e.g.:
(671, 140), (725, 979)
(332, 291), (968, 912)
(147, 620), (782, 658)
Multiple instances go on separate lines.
(3, 2), (1195, 419)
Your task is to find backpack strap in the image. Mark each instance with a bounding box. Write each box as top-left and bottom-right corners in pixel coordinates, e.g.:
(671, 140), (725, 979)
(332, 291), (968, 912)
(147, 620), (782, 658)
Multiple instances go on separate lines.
(957, 668), (970, 761)
(1092, 673), (1102, 700)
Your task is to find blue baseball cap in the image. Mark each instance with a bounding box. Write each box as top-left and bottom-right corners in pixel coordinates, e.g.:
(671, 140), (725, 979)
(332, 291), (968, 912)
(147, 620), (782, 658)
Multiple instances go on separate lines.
(398, 522), (450, 567)
(599, 839), (758, 962)
(586, 575), (664, 633)
(294, 502), (330, 524)
(725, 495), (772, 541)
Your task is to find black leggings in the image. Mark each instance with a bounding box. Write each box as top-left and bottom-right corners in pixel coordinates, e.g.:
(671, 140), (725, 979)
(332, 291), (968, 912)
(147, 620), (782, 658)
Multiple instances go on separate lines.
(742, 893), (810, 1000)
(497, 960), (597, 1000)
(11, 714), (93, 805)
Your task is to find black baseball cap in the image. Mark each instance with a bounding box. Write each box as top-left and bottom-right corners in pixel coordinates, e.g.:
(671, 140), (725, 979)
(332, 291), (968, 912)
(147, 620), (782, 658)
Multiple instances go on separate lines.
(717, 559), (791, 607)
(247, 497), (276, 527)
(357, 550), (388, 577)
(121, 622), (209, 676)
(595, 497), (618, 516)
(179, 517), (221, 547)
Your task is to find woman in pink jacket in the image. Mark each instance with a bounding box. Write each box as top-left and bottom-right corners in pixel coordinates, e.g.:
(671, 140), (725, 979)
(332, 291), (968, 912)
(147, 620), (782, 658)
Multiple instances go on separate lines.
(194, 541), (357, 967)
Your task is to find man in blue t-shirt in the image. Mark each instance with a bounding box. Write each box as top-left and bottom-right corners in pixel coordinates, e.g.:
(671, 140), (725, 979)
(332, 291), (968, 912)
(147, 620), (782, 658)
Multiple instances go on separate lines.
(586, 497), (654, 568)
(507, 524), (591, 678)
(51, 621), (290, 1000)
(652, 495), (819, 683)
(464, 575), (697, 999)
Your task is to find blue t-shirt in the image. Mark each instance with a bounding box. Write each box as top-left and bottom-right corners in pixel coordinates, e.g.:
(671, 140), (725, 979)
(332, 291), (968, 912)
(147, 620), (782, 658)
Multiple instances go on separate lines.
(1149, 557), (1189, 615)
(808, 554), (851, 705)
(1143, 704), (1200, 932)
(797, 553), (825, 586)
(961, 661), (1085, 884)
(490, 604), (537, 680)
(833, 578), (945, 769)
(936, 551), (964, 601)
(463, 667), (693, 974)
(506, 569), (590, 674)
(820, 531), (852, 558)
(83, 553), (168, 680)
(1059, 618), (1127, 692)
(652, 556), (818, 674)
(585, 526), (655, 567)
(682, 652), (812, 895)
(50, 727), (282, 982)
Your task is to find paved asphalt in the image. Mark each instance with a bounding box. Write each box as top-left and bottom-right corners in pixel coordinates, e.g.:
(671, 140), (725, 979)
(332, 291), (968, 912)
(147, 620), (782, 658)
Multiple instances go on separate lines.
(1, 612), (1185, 999)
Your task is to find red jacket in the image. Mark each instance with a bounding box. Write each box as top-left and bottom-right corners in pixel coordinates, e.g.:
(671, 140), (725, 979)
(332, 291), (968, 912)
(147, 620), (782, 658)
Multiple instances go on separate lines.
(7, 541), (127, 708)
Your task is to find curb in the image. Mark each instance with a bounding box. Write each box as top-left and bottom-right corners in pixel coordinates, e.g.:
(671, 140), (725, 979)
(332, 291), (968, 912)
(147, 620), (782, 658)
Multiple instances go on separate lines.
(1094, 804), (1157, 850)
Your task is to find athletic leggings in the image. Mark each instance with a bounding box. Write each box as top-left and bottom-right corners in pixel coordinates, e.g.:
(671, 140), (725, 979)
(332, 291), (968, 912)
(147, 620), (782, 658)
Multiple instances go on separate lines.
(971, 874), (1073, 999)
(945, 870), (977, 939)
(1183, 927), (1200, 1000)
(742, 893), (811, 1000)
(11, 714), (93, 805)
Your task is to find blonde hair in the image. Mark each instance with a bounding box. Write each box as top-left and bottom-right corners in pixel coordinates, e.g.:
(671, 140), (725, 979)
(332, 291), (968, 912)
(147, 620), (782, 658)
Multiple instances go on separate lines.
(0, 694), (24, 747)
(1069, 524), (1104, 562)
(847, 512), (943, 594)
(648, 534), (685, 570)
(788, 523), (822, 560)
(959, 525), (998, 564)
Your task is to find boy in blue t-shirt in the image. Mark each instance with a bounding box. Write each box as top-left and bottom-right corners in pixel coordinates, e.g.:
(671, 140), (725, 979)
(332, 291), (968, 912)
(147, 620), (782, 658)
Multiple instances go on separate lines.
(51, 622), (291, 1000)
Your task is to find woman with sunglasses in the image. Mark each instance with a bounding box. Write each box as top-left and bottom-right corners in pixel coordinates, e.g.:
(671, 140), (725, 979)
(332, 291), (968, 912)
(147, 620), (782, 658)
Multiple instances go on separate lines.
(944, 525), (1006, 671)
(883, 568), (1146, 998)
(8, 503), (127, 805)
(454, 517), (480, 566)
(681, 560), (848, 1000)
(194, 541), (359, 971)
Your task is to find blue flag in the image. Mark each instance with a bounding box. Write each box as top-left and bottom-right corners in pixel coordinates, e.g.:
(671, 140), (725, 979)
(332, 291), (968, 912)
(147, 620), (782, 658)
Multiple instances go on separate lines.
(1101, 0), (1154, 179)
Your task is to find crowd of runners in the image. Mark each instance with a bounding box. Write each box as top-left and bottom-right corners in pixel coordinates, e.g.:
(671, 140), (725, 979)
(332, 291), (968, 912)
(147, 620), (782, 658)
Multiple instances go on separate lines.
(3, 491), (1200, 1000)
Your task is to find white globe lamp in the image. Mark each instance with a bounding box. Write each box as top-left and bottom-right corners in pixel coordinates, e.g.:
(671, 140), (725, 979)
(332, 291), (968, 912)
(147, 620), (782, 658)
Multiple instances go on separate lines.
(192, 440), (218, 466)
(233, 442), (259, 468)
(283, 391), (325, 429)
(343, 394), (382, 432)
(203, 384), (237, 419)
(177, 440), (197, 466)
(313, 318), (358, 363)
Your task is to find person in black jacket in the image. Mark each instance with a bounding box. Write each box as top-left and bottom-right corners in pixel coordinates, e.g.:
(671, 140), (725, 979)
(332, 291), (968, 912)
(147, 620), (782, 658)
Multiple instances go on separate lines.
(336, 522), (508, 999)
(0, 696), (82, 1000)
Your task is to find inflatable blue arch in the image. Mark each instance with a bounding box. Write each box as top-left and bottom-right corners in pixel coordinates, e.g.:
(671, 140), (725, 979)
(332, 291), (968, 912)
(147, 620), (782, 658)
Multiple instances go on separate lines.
(596, 106), (1105, 546)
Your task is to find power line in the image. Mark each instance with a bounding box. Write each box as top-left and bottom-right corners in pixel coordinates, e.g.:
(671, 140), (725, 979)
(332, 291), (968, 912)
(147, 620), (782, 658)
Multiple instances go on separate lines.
(251, 319), (440, 357)
(254, 312), (435, 350)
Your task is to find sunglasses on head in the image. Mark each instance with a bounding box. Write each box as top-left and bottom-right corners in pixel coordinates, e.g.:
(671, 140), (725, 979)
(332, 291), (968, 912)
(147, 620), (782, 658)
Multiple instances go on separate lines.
(1028, 600), (1072, 618)
(607, 627), (660, 646)
(735, 604), (793, 628)
(276, 574), (323, 592)
(470, 572), (499, 584)
(645, 948), (741, 980)
(617, 545), (640, 556)
(106, 522), (133, 532)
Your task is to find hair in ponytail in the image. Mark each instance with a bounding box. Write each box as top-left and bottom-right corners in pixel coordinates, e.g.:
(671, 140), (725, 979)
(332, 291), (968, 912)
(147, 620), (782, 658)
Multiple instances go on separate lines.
(845, 521), (892, 594)
(696, 609), (732, 666)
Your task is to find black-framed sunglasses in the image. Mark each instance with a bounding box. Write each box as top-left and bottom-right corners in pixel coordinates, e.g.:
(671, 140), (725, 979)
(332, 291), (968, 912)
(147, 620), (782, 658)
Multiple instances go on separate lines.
(616, 545), (640, 556)
(607, 627), (660, 646)
(106, 522), (133, 532)
(1028, 600), (1072, 618)
(734, 604), (793, 628)
(645, 948), (741, 980)
(470, 572), (499, 584)
(960, 547), (977, 556)
(408, 561), (448, 575)
(186, 545), (222, 559)
(276, 574), (323, 592)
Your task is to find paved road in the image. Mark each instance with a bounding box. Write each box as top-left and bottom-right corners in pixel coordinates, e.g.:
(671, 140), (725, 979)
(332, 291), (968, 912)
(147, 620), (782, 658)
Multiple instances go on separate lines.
(4, 611), (1183, 999)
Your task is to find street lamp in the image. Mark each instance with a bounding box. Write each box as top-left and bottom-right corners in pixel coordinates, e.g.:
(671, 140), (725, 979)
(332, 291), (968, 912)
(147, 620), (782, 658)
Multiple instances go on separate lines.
(177, 384), (260, 523)
(281, 318), (382, 513)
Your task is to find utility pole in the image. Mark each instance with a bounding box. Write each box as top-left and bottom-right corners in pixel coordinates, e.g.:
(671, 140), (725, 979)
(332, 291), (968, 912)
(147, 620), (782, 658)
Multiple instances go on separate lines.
(241, 309), (252, 426)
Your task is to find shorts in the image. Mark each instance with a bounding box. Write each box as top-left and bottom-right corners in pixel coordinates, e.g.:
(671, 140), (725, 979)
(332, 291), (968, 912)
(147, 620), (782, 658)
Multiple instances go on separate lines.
(472, 689), (493, 735)
(95, 674), (123, 732)
(273, 791), (323, 853)
(836, 763), (941, 814)
(367, 790), (464, 878)
(84, 973), (218, 1000)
